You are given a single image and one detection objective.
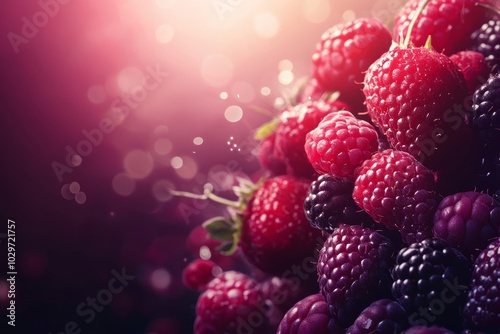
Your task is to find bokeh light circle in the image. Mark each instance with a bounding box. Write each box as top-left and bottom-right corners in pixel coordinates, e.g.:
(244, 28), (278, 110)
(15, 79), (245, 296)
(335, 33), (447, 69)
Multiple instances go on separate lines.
(75, 192), (87, 204)
(154, 138), (173, 155)
(170, 156), (183, 169)
(224, 105), (243, 123)
(254, 12), (280, 38)
(112, 173), (136, 196)
(175, 156), (198, 180)
(152, 179), (174, 202)
(193, 137), (203, 145)
(124, 150), (155, 179)
(151, 268), (172, 290)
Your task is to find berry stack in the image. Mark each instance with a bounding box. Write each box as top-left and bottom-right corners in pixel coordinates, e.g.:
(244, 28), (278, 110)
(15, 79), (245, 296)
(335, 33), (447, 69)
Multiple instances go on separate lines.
(178, 0), (500, 333)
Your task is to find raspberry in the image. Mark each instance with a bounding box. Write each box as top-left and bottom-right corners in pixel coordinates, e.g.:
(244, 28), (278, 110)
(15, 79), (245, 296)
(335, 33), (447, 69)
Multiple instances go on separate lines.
(463, 237), (500, 332)
(353, 149), (438, 244)
(304, 174), (374, 233)
(240, 176), (323, 276)
(391, 238), (472, 329)
(393, 0), (488, 55)
(449, 50), (490, 95)
(311, 18), (392, 110)
(317, 224), (395, 327)
(363, 46), (471, 170)
(277, 294), (342, 334)
(347, 298), (408, 334)
(304, 110), (379, 179)
(471, 19), (500, 73)
(182, 259), (221, 292)
(260, 276), (310, 330)
(258, 131), (286, 177)
(470, 72), (500, 145)
(432, 191), (500, 260)
(194, 271), (268, 334)
(275, 99), (350, 179)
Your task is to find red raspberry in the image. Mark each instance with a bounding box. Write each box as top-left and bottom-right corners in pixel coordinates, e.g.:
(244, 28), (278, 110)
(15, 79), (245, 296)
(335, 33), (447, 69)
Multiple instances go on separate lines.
(317, 224), (395, 327)
(353, 149), (439, 244)
(257, 131), (286, 177)
(311, 18), (392, 110)
(433, 191), (500, 260)
(194, 271), (268, 334)
(363, 46), (472, 170)
(274, 99), (351, 179)
(449, 50), (490, 95)
(304, 110), (379, 179)
(393, 0), (488, 55)
(182, 259), (221, 292)
(240, 176), (323, 277)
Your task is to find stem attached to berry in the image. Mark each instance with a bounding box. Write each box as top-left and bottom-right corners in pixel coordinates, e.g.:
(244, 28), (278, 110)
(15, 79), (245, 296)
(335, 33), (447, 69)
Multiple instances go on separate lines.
(403, 0), (432, 47)
(476, 2), (500, 16)
(168, 188), (240, 208)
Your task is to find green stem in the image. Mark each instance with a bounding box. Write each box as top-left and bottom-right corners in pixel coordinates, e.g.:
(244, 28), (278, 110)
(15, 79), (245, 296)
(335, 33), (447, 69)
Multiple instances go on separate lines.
(403, 0), (432, 47)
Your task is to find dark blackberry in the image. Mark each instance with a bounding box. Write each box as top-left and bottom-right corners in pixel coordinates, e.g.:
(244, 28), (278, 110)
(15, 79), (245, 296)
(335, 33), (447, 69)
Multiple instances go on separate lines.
(463, 237), (500, 333)
(347, 298), (408, 334)
(317, 224), (395, 327)
(391, 238), (472, 330)
(470, 73), (500, 145)
(432, 191), (500, 260)
(304, 174), (374, 233)
(471, 19), (500, 73)
(277, 294), (342, 334)
(474, 144), (500, 194)
(402, 325), (455, 334)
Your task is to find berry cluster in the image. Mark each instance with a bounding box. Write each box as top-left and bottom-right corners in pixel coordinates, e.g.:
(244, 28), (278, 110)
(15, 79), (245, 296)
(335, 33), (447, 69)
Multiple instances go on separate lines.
(180, 1), (500, 333)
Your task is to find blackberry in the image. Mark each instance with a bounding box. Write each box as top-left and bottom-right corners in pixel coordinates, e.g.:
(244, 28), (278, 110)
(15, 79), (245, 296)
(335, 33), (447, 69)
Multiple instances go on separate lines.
(474, 144), (500, 195)
(470, 73), (500, 145)
(347, 298), (408, 334)
(471, 19), (500, 73)
(432, 191), (500, 260)
(277, 294), (342, 334)
(402, 325), (455, 334)
(463, 237), (500, 333)
(317, 224), (395, 327)
(391, 238), (472, 329)
(304, 174), (374, 233)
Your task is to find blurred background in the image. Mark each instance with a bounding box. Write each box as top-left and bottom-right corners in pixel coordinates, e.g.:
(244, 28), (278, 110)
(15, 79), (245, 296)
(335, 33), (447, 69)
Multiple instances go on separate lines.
(0, 0), (400, 333)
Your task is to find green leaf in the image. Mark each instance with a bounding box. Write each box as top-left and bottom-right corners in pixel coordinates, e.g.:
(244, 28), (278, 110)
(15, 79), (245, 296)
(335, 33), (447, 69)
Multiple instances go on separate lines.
(254, 118), (279, 140)
(203, 217), (235, 242)
(217, 241), (237, 255)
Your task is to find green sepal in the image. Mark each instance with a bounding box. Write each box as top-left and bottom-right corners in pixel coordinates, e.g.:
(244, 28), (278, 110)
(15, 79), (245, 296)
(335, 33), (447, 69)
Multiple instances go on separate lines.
(254, 118), (279, 140)
(203, 217), (236, 242)
(215, 215), (243, 256)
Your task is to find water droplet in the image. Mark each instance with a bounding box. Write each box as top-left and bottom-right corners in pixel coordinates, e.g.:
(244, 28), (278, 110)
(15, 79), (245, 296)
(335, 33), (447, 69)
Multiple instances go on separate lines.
(124, 150), (154, 179)
(193, 137), (203, 145)
(171, 156), (183, 169)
